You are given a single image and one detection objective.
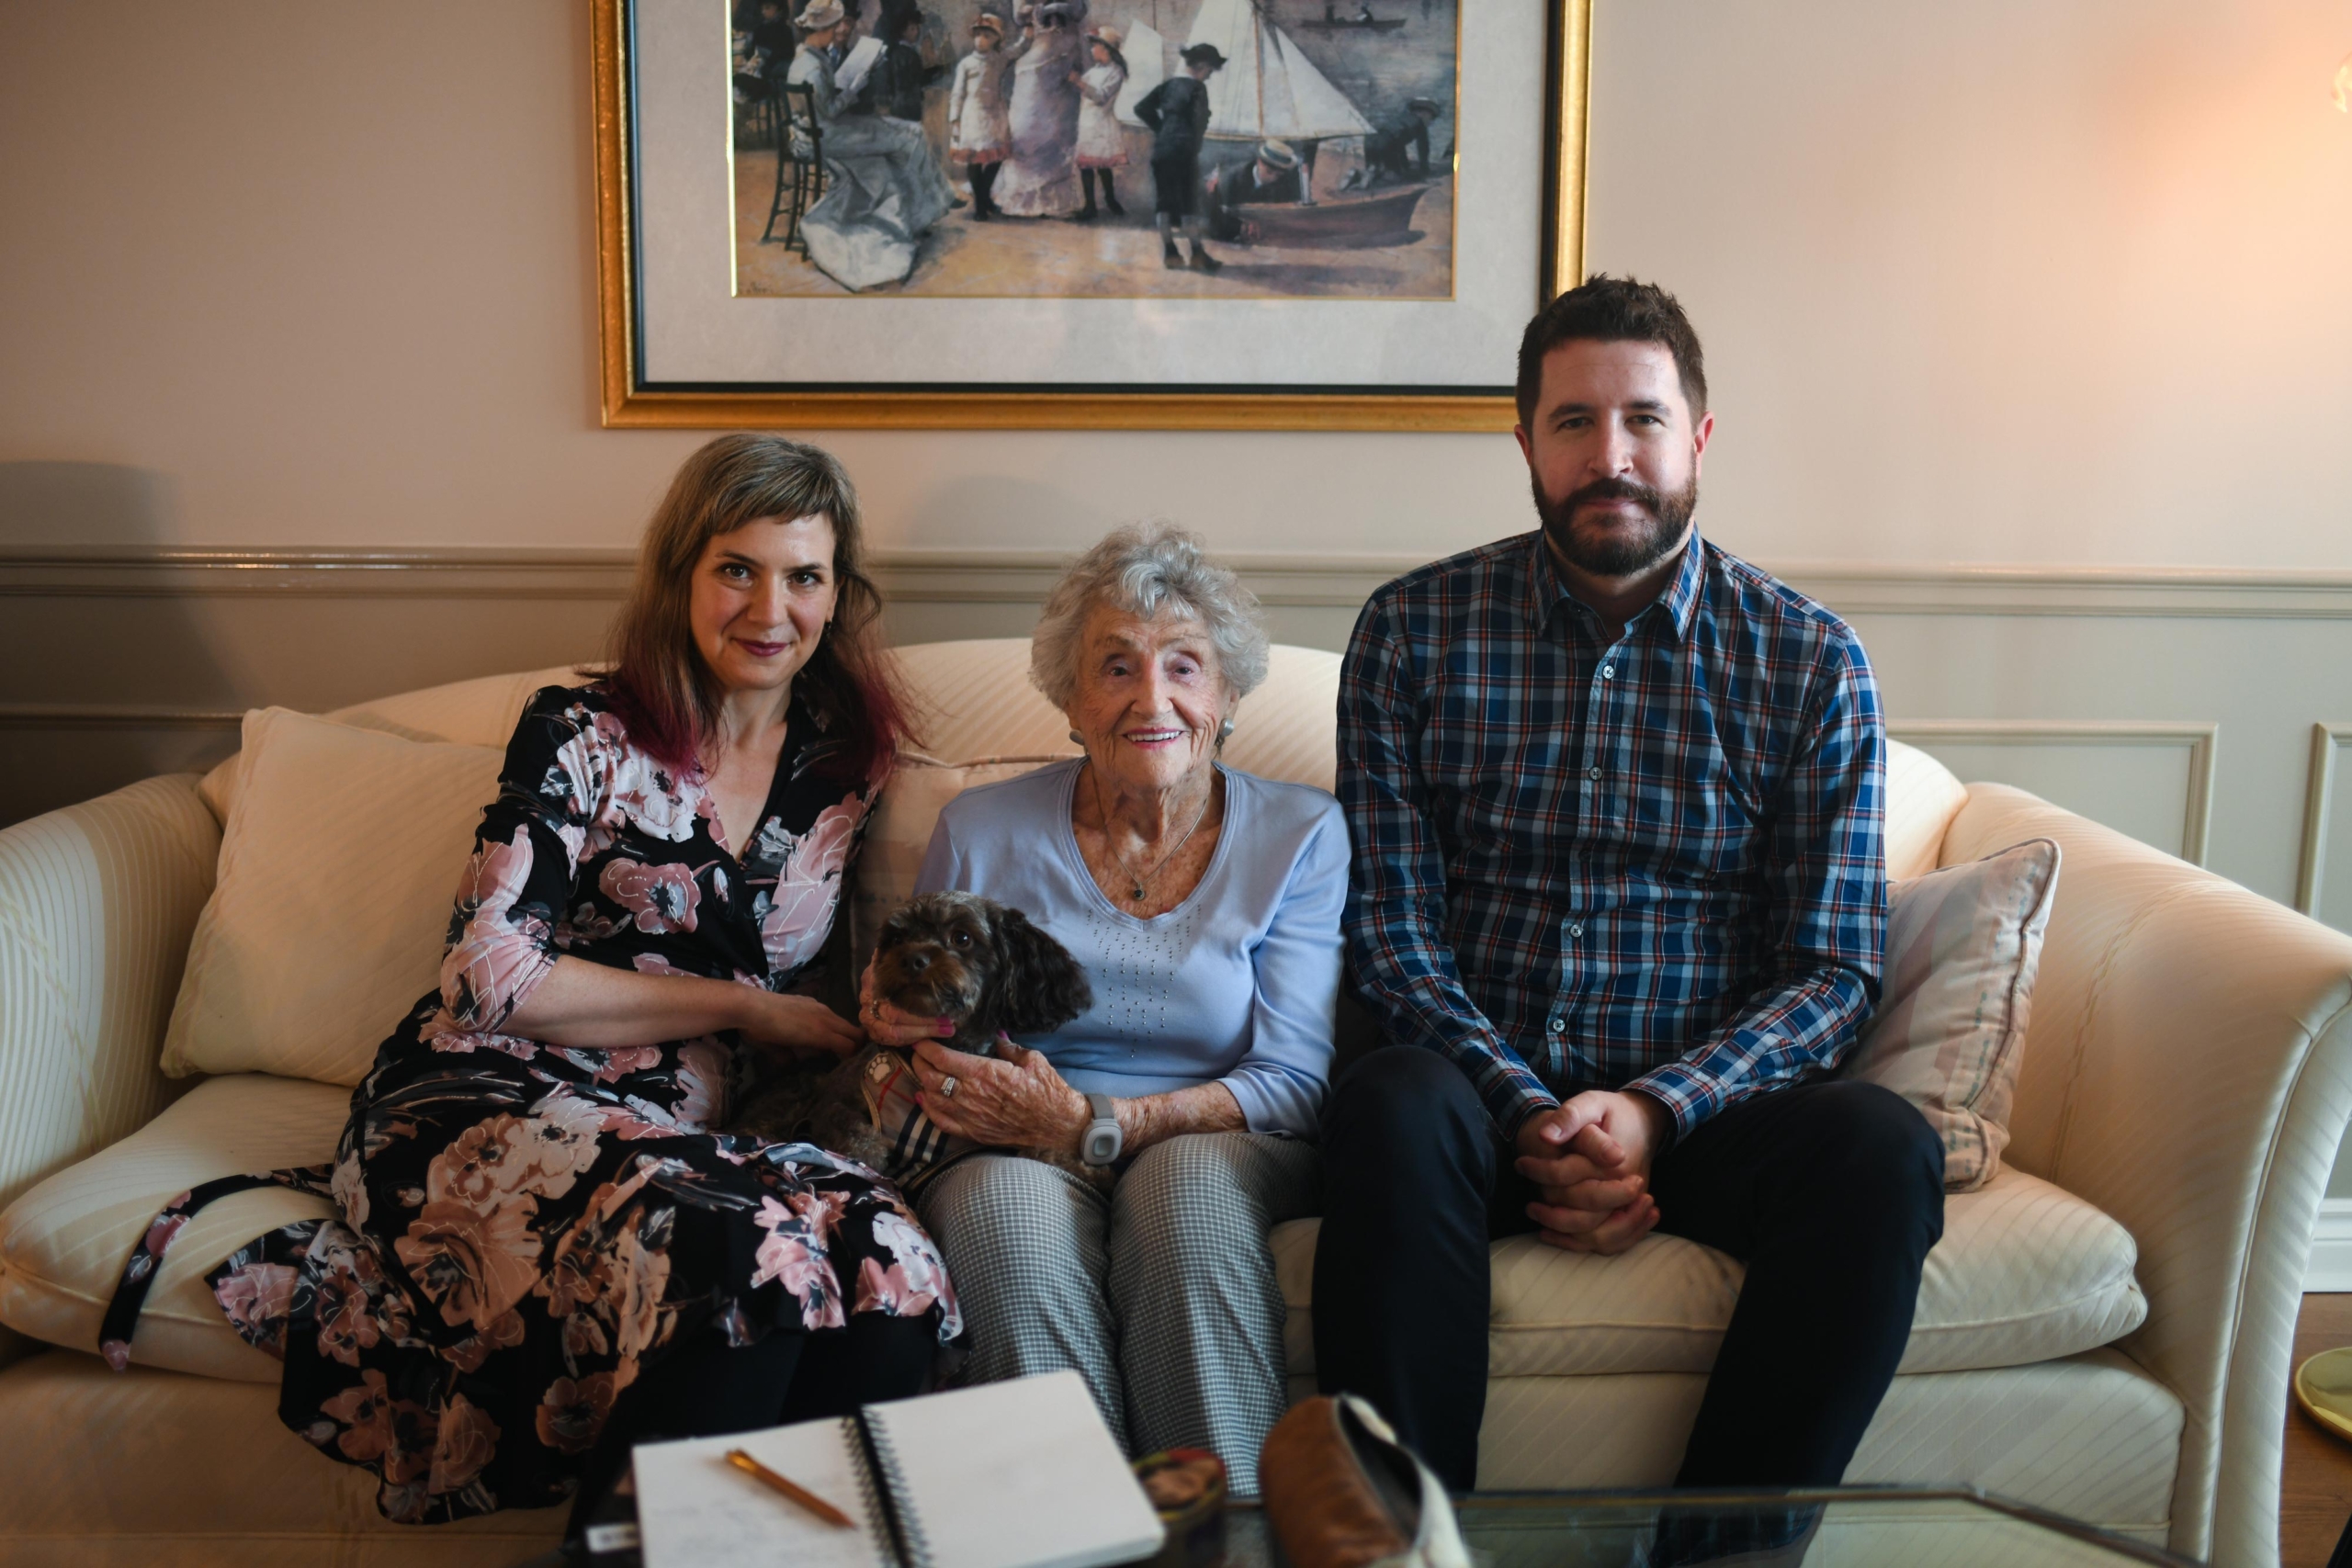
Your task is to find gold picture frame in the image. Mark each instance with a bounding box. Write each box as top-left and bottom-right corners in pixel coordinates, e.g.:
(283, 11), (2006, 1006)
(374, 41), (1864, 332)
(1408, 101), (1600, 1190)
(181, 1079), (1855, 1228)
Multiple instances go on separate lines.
(593, 0), (1590, 431)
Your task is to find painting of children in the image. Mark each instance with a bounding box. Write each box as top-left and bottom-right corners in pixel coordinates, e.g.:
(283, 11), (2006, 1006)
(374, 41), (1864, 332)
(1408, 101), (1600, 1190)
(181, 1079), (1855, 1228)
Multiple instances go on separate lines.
(946, 12), (1014, 218)
(1071, 25), (1129, 220)
(729, 0), (1460, 299)
(1134, 40), (1224, 271)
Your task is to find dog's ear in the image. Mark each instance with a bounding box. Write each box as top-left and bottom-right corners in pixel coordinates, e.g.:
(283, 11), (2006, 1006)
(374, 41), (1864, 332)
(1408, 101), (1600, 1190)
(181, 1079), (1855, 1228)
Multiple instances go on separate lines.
(982, 905), (1093, 1034)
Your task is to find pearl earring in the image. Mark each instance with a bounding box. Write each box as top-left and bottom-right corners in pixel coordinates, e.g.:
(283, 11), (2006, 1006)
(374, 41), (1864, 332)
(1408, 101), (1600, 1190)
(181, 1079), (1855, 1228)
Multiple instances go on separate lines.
(1069, 729), (1085, 746)
(1216, 719), (1235, 748)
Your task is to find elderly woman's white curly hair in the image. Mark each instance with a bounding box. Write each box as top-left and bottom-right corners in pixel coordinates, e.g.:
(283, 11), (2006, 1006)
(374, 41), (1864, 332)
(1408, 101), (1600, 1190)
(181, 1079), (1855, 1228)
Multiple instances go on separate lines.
(1029, 524), (1271, 711)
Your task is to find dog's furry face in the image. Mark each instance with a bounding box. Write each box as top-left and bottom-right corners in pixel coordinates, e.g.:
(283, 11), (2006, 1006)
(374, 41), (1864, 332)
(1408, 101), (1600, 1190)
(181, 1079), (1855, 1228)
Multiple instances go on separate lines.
(872, 891), (1093, 1047)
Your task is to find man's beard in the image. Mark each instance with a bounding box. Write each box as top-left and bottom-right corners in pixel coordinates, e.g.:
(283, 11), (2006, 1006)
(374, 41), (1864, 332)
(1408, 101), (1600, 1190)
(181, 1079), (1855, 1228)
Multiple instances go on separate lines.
(1533, 474), (1699, 577)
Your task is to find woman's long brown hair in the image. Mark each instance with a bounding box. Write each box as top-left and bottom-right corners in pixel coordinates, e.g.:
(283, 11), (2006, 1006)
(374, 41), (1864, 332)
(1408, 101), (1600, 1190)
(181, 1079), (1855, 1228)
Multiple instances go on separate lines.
(597, 434), (912, 783)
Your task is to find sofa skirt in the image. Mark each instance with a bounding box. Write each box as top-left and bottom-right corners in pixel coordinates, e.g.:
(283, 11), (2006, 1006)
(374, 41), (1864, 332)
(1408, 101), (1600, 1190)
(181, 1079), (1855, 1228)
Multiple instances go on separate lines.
(0, 1350), (567, 1567)
(1296, 1347), (2181, 1544)
(2, 1343), (2177, 1562)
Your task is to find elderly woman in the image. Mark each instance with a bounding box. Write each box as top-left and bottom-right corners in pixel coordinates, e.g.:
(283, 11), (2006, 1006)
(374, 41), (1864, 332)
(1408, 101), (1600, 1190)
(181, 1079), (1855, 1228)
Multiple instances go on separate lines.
(865, 524), (1345, 1493)
(106, 435), (956, 1535)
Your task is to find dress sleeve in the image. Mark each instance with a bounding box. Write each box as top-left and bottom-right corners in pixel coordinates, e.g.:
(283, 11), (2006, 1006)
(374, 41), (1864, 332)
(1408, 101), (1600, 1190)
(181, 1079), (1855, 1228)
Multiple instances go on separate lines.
(946, 57), (970, 130)
(1079, 66), (1123, 106)
(789, 50), (844, 121)
(1218, 795), (1346, 1137)
(438, 687), (601, 1032)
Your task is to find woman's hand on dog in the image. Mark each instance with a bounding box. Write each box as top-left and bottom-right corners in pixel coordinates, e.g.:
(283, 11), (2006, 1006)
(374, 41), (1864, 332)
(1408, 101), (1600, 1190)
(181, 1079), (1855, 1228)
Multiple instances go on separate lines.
(857, 960), (959, 1047)
(739, 990), (865, 1056)
(909, 1035), (1089, 1150)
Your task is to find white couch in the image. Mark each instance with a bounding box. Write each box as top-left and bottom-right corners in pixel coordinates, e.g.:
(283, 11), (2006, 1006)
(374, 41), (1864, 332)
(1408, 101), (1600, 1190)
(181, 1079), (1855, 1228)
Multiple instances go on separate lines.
(1, 639), (2347, 1568)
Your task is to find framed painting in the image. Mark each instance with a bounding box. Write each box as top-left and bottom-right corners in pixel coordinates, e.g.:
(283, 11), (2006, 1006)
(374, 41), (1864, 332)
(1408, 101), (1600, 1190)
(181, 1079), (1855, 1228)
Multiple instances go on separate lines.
(593, 0), (1590, 429)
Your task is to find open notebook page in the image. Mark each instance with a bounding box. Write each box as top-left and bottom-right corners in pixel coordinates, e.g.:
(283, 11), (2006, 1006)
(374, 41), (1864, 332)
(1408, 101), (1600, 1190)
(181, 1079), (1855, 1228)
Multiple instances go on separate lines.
(870, 1371), (1163, 1568)
(633, 1419), (888, 1568)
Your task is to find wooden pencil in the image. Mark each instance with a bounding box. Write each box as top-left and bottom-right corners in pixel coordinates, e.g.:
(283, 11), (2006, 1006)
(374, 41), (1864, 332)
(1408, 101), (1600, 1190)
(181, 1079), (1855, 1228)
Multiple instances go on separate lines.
(723, 1448), (856, 1529)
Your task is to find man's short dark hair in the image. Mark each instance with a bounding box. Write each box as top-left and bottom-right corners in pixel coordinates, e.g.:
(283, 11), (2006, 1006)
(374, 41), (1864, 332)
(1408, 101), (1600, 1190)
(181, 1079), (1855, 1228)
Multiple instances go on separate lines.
(1515, 275), (1708, 430)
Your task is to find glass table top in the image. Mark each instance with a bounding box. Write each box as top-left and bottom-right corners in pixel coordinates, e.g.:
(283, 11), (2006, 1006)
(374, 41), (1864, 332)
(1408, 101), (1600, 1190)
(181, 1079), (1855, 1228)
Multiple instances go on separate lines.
(1208, 1488), (2194, 1567)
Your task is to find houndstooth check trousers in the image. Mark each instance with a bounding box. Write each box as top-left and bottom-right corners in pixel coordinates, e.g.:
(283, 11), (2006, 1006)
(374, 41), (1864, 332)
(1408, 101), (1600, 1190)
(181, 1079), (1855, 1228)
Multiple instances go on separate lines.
(915, 1131), (1319, 1497)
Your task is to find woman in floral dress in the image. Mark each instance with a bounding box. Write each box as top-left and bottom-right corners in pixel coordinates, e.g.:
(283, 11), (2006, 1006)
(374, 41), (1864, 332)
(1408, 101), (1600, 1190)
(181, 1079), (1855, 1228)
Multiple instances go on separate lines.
(127, 435), (958, 1532)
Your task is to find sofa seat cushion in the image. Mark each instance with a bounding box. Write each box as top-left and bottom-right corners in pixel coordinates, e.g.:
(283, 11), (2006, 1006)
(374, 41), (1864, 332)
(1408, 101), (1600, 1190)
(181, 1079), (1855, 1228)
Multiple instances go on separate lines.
(1272, 1164), (2144, 1379)
(0, 1075), (345, 1382)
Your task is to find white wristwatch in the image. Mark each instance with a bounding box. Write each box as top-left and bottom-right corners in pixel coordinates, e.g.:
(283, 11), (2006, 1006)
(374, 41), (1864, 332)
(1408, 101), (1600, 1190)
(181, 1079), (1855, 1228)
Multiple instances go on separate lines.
(1080, 1092), (1123, 1167)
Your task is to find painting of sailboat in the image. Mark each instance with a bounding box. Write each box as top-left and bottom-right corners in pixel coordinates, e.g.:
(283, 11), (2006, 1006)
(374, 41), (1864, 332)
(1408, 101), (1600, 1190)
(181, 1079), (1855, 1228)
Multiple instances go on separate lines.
(729, 0), (1459, 299)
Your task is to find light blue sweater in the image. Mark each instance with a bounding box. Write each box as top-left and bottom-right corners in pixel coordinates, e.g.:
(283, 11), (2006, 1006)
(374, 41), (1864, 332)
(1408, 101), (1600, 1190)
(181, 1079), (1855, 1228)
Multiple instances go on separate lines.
(914, 759), (1347, 1136)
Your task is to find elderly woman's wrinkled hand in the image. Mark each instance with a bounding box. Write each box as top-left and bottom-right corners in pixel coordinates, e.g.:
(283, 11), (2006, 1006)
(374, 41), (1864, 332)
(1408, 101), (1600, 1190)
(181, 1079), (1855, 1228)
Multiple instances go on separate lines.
(910, 1035), (1089, 1149)
(856, 958), (959, 1047)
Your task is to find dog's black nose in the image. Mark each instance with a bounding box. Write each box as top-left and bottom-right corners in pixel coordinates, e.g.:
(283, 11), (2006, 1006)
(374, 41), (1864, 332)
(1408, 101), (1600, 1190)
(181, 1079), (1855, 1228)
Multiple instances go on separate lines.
(907, 952), (930, 972)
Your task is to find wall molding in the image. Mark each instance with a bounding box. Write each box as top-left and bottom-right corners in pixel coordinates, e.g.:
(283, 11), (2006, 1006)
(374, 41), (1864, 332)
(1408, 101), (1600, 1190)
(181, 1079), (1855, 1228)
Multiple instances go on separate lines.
(2310, 1198), (2352, 1292)
(0, 547), (638, 601)
(1887, 720), (2220, 864)
(2300, 726), (2352, 917)
(1770, 563), (2352, 620)
(0, 705), (243, 731)
(4, 546), (2352, 618)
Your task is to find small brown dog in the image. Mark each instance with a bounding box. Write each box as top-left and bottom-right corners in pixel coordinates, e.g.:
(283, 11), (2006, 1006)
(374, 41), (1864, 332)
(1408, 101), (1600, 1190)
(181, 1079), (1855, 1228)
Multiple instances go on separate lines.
(731, 891), (1099, 1189)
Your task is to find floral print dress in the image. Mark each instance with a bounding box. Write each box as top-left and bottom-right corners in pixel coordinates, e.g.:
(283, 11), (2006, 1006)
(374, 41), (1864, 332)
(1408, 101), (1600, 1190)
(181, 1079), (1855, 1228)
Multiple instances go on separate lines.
(109, 684), (959, 1525)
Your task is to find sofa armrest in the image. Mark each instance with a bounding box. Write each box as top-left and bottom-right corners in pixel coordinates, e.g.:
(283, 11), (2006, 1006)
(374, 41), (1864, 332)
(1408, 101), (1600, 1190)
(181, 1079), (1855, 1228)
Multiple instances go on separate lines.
(1941, 784), (2352, 1568)
(0, 775), (219, 1366)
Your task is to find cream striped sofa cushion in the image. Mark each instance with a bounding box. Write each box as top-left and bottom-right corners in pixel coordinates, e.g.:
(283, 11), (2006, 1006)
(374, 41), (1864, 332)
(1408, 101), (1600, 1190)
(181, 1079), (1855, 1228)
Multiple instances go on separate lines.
(0, 1076), (344, 1381)
(1272, 1162), (2146, 1379)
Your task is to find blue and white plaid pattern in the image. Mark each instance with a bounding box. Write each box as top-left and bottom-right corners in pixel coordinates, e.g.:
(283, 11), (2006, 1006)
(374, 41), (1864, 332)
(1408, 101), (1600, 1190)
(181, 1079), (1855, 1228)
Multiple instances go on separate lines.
(1338, 531), (1886, 1141)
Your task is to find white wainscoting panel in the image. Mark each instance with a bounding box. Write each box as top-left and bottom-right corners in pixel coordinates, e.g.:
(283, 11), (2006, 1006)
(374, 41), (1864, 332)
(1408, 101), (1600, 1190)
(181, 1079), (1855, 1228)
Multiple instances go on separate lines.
(2301, 726), (2352, 932)
(2308, 1199), (2352, 1292)
(1889, 721), (2218, 866)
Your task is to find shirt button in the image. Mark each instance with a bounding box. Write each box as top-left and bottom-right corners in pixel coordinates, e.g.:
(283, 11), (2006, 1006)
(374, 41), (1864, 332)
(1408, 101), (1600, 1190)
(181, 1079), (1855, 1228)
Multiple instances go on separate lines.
(1548, 1018), (1566, 1033)
(1601, 664), (1616, 680)
(1587, 766), (1602, 781)
(1569, 923), (1585, 938)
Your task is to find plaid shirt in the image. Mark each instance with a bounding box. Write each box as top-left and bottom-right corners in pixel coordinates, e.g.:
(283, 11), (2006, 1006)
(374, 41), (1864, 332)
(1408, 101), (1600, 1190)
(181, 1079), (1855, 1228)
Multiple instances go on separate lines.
(1338, 530), (1886, 1141)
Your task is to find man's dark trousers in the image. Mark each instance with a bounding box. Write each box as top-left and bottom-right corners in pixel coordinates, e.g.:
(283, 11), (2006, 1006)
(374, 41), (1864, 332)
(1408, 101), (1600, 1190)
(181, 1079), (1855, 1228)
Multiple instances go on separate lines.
(1311, 1046), (1945, 1492)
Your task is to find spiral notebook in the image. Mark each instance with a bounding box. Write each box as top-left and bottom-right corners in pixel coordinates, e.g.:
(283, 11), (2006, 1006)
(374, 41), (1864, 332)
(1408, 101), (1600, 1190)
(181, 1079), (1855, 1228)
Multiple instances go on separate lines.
(631, 1371), (1163, 1568)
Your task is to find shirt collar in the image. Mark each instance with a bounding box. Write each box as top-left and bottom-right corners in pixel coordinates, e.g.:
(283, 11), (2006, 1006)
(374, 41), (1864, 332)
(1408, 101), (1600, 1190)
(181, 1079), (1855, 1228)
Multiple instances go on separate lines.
(1524, 528), (1706, 644)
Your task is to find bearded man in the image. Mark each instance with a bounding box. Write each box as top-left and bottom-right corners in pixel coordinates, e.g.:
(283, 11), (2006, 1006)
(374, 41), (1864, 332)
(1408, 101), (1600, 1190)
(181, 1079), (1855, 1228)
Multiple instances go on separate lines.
(1317, 276), (1944, 1506)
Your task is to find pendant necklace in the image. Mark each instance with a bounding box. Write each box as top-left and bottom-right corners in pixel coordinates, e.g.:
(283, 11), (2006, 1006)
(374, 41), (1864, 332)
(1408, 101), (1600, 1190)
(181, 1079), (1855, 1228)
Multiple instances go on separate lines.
(1087, 761), (1214, 906)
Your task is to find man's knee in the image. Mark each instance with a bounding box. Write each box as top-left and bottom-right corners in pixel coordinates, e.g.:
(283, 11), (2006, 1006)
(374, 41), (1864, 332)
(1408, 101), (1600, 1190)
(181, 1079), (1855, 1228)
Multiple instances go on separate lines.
(1326, 1045), (1485, 1154)
(1320, 1046), (1496, 1226)
(1797, 1081), (1945, 1236)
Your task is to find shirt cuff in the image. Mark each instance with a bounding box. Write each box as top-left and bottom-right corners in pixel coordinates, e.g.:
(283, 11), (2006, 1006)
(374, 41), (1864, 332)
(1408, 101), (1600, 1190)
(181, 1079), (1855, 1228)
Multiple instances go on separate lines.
(1486, 1076), (1562, 1145)
(1623, 1063), (1723, 1141)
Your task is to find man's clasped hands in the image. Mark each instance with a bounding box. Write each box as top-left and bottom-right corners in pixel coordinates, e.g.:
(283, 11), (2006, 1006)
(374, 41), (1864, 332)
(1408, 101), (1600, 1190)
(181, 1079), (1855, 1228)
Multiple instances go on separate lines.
(1514, 1089), (1677, 1255)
